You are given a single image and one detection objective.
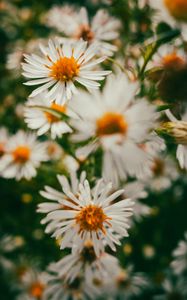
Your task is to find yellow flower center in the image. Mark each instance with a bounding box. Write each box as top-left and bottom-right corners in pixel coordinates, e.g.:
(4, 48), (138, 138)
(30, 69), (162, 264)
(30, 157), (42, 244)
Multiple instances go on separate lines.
(164, 0), (187, 21)
(76, 205), (111, 236)
(45, 103), (66, 123)
(12, 146), (31, 163)
(75, 24), (95, 43)
(29, 282), (45, 298)
(96, 112), (128, 136)
(162, 52), (185, 69)
(49, 56), (80, 82)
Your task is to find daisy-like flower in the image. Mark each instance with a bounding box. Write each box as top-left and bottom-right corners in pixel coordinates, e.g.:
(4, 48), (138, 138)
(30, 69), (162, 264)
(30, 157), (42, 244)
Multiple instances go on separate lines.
(24, 92), (77, 139)
(166, 109), (187, 170)
(0, 127), (9, 158)
(149, 0), (187, 40)
(38, 171), (86, 235)
(47, 6), (121, 56)
(38, 173), (134, 257)
(43, 268), (99, 300)
(150, 44), (187, 71)
(171, 232), (187, 275)
(154, 273), (187, 300)
(145, 154), (179, 192)
(71, 73), (156, 186)
(49, 242), (120, 284)
(16, 268), (46, 300)
(22, 39), (111, 105)
(45, 141), (63, 161)
(0, 131), (48, 180)
(107, 265), (149, 300)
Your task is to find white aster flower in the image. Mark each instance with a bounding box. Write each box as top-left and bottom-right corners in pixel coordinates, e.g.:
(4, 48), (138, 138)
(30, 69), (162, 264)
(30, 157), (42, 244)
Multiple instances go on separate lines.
(145, 154), (179, 192)
(0, 130), (48, 180)
(38, 173), (134, 257)
(22, 39), (111, 105)
(166, 109), (187, 170)
(16, 268), (46, 300)
(171, 232), (187, 275)
(71, 73), (157, 186)
(0, 127), (9, 158)
(24, 92), (76, 139)
(45, 141), (63, 161)
(154, 274), (187, 300)
(107, 265), (149, 300)
(43, 268), (99, 300)
(47, 6), (121, 56)
(149, 0), (187, 40)
(150, 44), (187, 71)
(49, 243), (120, 284)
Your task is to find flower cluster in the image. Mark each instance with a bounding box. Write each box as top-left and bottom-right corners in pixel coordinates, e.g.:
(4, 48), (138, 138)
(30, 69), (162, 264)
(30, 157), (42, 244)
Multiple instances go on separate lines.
(1, 0), (187, 299)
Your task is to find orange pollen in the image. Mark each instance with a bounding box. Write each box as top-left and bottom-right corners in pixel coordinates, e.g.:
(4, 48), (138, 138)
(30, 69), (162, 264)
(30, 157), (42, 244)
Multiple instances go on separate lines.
(162, 52), (185, 69)
(49, 56), (80, 82)
(12, 146), (31, 163)
(45, 103), (66, 123)
(29, 282), (45, 298)
(164, 0), (187, 21)
(75, 24), (95, 43)
(96, 112), (128, 136)
(76, 205), (111, 234)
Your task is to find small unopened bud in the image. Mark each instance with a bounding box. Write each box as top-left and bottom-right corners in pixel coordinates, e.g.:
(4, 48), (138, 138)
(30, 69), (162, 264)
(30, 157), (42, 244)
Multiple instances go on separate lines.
(160, 121), (187, 145)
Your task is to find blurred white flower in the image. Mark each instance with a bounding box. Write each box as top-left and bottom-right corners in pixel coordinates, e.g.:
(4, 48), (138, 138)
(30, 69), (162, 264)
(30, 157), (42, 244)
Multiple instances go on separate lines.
(0, 131), (48, 180)
(43, 268), (99, 300)
(16, 268), (46, 300)
(145, 154), (179, 192)
(38, 174), (134, 256)
(166, 109), (187, 170)
(150, 44), (187, 71)
(24, 92), (77, 139)
(71, 73), (157, 186)
(48, 243), (120, 284)
(123, 181), (151, 222)
(106, 265), (149, 300)
(22, 39), (111, 105)
(154, 274), (187, 300)
(149, 0), (187, 41)
(171, 232), (187, 275)
(45, 141), (63, 161)
(47, 6), (121, 56)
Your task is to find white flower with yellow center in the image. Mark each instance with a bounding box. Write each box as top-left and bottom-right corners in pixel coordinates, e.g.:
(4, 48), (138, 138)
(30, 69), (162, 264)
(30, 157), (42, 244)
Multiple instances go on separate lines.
(22, 39), (111, 105)
(48, 244), (120, 284)
(0, 131), (48, 180)
(149, 0), (187, 39)
(43, 268), (99, 300)
(24, 92), (77, 139)
(145, 155), (179, 192)
(16, 268), (46, 300)
(105, 265), (149, 300)
(166, 109), (187, 170)
(150, 44), (187, 71)
(38, 174), (134, 257)
(71, 73), (156, 186)
(47, 6), (121, 56)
